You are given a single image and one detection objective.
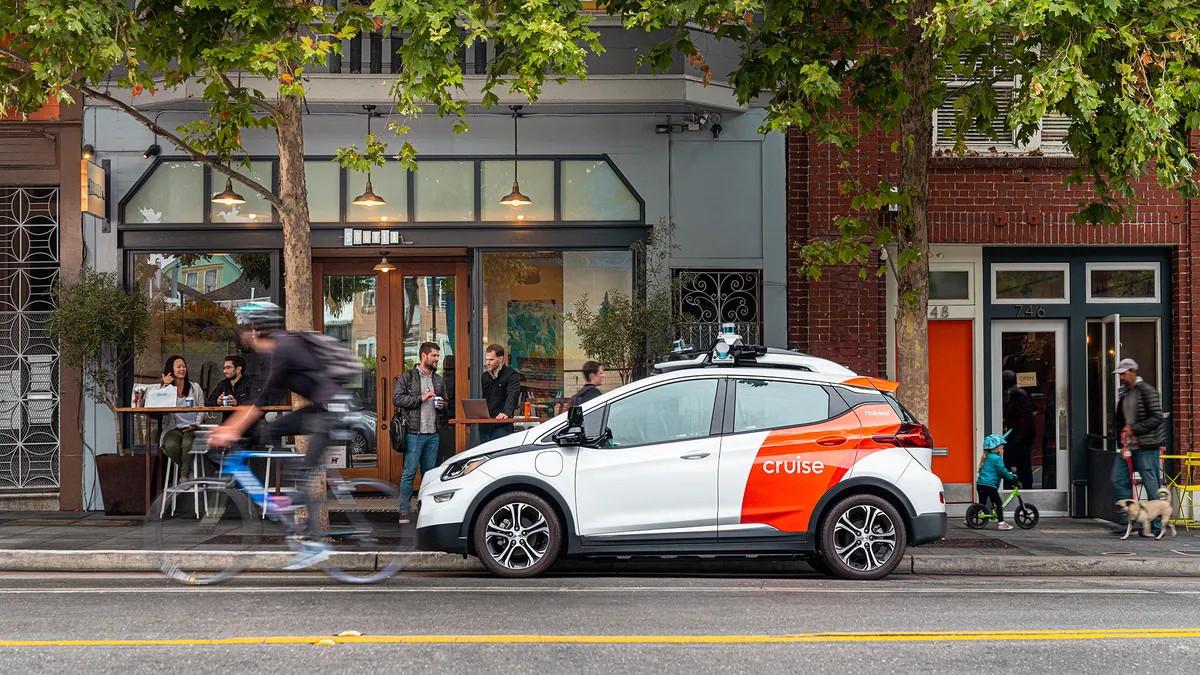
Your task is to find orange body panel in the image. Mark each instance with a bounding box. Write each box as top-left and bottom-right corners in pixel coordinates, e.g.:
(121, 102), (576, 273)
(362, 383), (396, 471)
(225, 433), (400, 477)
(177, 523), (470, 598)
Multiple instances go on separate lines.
(739, 403), (904, 533)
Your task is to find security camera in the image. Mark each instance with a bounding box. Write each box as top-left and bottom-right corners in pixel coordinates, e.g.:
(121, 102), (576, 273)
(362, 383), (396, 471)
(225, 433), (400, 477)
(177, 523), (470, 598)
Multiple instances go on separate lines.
(710, 123), (723, 140)
(698, 113), (709, 126)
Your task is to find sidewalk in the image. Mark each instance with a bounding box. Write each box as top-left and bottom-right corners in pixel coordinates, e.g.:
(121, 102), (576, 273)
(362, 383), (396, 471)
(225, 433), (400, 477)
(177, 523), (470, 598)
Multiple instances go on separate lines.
(2, 511), (1200, 576)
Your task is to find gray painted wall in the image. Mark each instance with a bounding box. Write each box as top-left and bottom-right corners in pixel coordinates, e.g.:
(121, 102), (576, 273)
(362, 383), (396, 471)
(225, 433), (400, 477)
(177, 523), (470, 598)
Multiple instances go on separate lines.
(79, 105), (786, 506)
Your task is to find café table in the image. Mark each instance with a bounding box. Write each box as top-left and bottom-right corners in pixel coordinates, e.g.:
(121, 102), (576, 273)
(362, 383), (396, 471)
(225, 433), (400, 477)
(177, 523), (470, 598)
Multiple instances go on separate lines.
(115, 405), (293, 514)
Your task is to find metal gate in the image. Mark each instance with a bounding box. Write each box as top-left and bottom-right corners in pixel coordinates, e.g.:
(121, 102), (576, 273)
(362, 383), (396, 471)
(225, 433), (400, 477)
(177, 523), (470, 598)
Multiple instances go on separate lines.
(0, 187), (60, 492)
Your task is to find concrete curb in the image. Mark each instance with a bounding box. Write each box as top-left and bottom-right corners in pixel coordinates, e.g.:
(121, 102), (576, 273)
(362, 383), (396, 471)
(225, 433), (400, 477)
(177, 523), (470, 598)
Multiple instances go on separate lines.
(907, 554), (1200, 577)
(0, 549), (484, 573)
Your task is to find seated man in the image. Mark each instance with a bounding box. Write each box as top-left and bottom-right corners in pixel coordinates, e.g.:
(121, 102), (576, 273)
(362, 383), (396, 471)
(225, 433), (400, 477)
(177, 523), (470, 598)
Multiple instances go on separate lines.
(206, 354), (263, 447)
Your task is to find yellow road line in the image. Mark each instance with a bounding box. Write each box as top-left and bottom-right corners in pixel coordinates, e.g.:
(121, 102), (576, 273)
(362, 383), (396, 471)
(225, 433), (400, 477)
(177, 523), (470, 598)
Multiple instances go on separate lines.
(5, 628), (1200, 647)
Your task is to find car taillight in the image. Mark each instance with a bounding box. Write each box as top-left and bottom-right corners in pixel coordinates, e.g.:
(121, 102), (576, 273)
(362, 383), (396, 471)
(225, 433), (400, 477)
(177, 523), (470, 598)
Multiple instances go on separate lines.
(872, 423), (934, 448)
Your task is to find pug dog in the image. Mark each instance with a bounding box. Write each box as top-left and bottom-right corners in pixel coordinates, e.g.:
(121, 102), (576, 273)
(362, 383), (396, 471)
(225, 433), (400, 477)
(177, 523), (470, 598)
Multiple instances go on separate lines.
(1116, 488), (1177, 540)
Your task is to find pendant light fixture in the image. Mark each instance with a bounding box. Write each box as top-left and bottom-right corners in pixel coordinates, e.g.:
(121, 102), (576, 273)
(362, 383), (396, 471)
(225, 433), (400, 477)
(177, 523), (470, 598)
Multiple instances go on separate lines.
(373, 251), (395, 273)
(211, 176), (246, 206)
(351, 105), (387, 208)
(499, 105), (532, 208)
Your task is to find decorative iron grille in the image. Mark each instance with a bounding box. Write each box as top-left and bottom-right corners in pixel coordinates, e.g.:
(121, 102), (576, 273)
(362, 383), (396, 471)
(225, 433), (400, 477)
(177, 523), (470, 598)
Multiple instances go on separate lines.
(0, 188), (60, 492)
(675, 270), (762, 347)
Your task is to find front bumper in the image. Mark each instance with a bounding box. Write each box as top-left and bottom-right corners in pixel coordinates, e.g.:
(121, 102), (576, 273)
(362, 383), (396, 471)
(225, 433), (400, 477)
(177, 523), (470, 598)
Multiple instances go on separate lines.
(910, 512), (948, 545)
(416, 522), (469, 555)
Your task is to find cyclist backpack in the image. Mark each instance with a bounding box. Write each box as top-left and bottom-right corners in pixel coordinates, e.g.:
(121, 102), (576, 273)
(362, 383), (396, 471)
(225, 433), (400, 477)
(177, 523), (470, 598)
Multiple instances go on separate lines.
(300, 330), (363, 387)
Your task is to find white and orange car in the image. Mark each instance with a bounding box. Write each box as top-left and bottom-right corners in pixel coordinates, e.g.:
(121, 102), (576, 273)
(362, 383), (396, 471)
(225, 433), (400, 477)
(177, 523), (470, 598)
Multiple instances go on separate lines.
(415, 328), (947, 580)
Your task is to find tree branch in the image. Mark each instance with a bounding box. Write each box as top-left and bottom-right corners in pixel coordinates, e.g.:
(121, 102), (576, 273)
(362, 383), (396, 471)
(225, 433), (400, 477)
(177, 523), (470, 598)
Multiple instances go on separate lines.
(217, 70), (283, 125)
(79, 84), (283, 209)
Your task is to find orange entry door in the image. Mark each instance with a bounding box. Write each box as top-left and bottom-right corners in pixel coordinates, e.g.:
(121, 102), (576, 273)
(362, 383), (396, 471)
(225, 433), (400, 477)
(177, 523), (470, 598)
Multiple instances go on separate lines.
(927, 320), (975, 498)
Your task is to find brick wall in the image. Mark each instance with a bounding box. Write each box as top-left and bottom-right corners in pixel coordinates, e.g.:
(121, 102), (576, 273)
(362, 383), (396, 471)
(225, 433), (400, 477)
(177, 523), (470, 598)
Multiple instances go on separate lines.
(788, 130), (1199, 453)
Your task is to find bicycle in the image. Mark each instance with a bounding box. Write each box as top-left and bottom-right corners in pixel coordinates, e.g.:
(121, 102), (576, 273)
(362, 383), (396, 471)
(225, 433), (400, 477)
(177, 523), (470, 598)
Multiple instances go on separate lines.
(965, 481), (1040, 530)
(144, 432), (413, 585)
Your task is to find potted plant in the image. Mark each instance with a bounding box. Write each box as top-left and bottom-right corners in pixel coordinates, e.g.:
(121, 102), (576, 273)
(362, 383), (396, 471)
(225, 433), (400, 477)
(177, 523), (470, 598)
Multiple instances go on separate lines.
(566, 219), (693, 385)
(47, 268), (150, 514)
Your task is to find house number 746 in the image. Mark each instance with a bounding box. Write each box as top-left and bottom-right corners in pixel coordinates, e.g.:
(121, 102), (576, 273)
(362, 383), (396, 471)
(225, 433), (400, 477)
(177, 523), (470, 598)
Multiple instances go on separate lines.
(1015, 304), (1046, 317)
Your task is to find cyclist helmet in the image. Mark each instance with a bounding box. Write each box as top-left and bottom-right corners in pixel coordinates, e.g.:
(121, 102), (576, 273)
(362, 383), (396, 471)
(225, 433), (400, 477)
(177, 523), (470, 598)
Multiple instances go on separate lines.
(982, 429), (1012, 452)
(235, 301), (285, 335)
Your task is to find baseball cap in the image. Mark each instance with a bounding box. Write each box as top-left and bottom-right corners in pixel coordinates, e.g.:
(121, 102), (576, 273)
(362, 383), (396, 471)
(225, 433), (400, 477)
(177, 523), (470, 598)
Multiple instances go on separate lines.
(1113, 358), (1139, 374)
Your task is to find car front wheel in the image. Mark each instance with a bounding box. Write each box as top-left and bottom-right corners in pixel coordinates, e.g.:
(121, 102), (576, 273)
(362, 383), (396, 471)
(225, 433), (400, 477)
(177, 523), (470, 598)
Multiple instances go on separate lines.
(819, 494), (907, 581)
(473, 491), (562, 578)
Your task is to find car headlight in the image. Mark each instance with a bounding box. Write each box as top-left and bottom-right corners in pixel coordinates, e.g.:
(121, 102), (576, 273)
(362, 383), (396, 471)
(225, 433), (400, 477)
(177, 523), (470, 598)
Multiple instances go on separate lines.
(441, 455), (490, 481)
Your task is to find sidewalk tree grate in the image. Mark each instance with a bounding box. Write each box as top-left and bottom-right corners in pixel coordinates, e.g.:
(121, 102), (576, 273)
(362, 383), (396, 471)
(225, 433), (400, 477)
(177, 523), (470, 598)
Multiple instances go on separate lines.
(921, 538), (1018, 550)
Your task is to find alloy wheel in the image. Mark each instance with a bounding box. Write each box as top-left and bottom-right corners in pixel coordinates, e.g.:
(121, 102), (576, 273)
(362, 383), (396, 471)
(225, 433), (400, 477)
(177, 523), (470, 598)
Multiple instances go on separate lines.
(484, 502), (551, 570)
(832, 503), (898, 572)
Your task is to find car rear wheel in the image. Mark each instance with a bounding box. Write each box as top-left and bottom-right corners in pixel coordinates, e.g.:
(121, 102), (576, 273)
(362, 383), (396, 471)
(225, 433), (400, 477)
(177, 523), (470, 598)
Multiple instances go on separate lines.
(819, 494), (907, 581)
(473, 491), (562, 578)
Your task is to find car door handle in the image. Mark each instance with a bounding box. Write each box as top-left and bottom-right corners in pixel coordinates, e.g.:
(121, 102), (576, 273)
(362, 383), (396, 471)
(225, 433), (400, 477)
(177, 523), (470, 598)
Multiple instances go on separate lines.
(816, 436), (848, 447)
(680, 452), (711, 460)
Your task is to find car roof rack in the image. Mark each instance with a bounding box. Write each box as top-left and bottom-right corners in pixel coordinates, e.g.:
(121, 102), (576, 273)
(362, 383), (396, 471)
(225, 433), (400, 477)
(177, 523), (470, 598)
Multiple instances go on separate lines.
(653, 325), (857, 377)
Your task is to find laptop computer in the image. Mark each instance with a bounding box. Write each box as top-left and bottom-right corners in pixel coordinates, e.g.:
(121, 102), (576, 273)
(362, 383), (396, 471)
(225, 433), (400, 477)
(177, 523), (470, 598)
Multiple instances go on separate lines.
(462, 399), (492, 419)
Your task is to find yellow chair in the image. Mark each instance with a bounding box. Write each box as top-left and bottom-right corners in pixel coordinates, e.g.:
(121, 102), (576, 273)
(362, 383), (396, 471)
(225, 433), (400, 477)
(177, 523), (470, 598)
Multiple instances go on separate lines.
(1174, 452), (1200, 530)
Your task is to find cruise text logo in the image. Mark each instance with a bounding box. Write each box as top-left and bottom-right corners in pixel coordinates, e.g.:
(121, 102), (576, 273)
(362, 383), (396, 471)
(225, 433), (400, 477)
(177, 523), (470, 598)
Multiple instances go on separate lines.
(762, 457), (825, 475)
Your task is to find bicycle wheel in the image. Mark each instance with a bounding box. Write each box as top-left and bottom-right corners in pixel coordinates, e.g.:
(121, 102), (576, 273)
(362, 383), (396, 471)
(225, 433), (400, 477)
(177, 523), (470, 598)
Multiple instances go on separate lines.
(1014, 503), (1040, 529)
(965, 503), (990, 530)
(144, 482), (260, 585)
(320, 478), (413, 584)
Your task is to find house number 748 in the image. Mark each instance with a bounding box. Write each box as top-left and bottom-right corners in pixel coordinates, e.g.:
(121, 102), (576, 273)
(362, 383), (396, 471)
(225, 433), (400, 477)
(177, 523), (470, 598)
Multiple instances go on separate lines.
(928, 305), (949, 319)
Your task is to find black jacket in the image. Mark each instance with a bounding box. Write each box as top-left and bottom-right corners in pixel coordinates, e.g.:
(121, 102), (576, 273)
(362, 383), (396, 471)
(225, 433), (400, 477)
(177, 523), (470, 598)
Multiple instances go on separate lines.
(206, 375), (261, 409)
(482, 364), (521, 418)
(1114, 379), (1165, 451)
(392, 366), (448, 432)
(568, 383), (602, 409)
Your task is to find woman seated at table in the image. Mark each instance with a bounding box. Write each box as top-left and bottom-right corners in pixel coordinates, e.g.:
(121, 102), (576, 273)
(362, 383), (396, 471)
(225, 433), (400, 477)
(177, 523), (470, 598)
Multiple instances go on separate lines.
(146, 355), (207, 478)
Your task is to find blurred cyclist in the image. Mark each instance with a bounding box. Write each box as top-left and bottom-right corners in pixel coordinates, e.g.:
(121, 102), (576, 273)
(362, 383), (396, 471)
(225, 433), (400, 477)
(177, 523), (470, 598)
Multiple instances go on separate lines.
(208, 301), (343, 570)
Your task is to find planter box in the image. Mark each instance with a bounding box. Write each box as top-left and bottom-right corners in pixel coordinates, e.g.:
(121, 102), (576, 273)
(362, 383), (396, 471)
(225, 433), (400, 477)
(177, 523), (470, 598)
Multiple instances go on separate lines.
(95, 453), (148, 516)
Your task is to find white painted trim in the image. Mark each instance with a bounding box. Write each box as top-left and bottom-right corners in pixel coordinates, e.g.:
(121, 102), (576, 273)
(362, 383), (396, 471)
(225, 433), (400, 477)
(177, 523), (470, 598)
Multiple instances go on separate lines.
(1084, 261), (1161, 304)
(989, 319), (1069, 493)
(991, 262), (1071, 305)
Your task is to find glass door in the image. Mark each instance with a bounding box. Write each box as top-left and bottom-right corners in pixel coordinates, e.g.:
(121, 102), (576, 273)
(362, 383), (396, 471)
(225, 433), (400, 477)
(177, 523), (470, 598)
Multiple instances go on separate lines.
(991, 320), (1068, 492)
(314, 259), (469, 484)
(315, 263), (393, 481)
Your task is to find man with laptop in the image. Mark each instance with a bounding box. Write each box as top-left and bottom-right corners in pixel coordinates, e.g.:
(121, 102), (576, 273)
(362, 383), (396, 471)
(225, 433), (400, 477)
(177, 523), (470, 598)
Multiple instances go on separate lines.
(479, 343), (522, 443)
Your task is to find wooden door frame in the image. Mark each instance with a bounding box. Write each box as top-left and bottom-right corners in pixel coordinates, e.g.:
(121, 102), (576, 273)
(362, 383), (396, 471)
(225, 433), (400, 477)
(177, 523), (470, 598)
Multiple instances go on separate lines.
(313, 257), (470, 486)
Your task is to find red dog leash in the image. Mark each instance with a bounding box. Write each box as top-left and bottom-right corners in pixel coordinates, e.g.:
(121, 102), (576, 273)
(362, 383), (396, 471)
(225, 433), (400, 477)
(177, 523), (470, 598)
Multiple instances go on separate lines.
(1122, 438), (1139, 502)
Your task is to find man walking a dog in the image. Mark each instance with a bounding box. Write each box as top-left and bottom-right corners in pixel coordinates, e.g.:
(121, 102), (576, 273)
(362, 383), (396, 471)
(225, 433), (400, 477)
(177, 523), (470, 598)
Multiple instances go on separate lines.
(1109, 358), (1166, 536)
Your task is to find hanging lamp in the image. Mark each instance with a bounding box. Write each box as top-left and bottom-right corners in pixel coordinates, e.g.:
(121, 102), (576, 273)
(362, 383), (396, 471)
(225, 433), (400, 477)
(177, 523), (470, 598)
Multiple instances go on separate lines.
(211, 176), (246, 205)
(352, 104), (387, 208)
(499, 105), (532, 208)
(373, 251), (395, 273)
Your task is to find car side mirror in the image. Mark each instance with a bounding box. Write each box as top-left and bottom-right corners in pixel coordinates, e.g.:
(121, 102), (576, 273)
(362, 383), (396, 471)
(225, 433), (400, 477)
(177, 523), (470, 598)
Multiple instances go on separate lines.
(554, 406), (588, 447)
(567, 406), (584, 428)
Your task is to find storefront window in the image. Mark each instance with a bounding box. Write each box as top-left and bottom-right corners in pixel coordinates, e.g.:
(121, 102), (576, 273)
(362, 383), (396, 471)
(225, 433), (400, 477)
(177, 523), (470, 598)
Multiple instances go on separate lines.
(124, 162), (203, 224)
(560, 160), (640, 221)
(306, 160), (341, 222)
(1087, 263), (1159, 302)
(210, 162), (274, 224)
(480, 160), (554, 222)
(133, 253), (272, 398)
(347, 162), (407, 223)
(414, 161), (474, 221)
(482, 250), (633, 416)
(992, 264), (1069, 303)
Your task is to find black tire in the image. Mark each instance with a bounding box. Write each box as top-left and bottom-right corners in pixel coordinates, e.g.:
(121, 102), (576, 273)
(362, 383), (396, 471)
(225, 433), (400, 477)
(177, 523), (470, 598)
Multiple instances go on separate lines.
(472, 491), (562, 578)
(819, 493), (907, 581)
(143, 483), (259, 585)
(1014, 503), (1040, 530)
(965, 503), (990, 530)
(806, 556), (835, 576)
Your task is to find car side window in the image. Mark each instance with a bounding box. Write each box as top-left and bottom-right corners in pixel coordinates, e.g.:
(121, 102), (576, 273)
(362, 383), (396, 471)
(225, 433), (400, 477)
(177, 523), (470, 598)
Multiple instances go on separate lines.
(734, 379), (831, 433)
(582, 407), (606, 438)
(605, 379), (719, 448)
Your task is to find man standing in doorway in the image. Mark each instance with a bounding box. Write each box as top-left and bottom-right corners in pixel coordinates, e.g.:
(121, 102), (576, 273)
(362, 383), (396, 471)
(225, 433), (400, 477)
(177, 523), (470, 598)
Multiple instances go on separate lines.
(1002, 369), (1037, 489)
(393, 342), (448, 523)
(481, 344), (521, 443)
(1110, 358), (1166, 536)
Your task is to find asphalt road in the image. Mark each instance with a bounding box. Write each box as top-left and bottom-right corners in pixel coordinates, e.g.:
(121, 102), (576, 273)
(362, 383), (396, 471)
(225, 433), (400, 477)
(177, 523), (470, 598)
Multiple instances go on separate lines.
(3, 571), (1200, 674)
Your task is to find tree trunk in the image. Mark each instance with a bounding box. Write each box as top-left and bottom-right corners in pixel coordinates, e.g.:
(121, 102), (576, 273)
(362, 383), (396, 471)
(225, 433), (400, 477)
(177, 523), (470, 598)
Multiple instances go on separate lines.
(276, 54), (329, 530)
(111, 407), (124, 458)
(894, 0), (934, 423)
